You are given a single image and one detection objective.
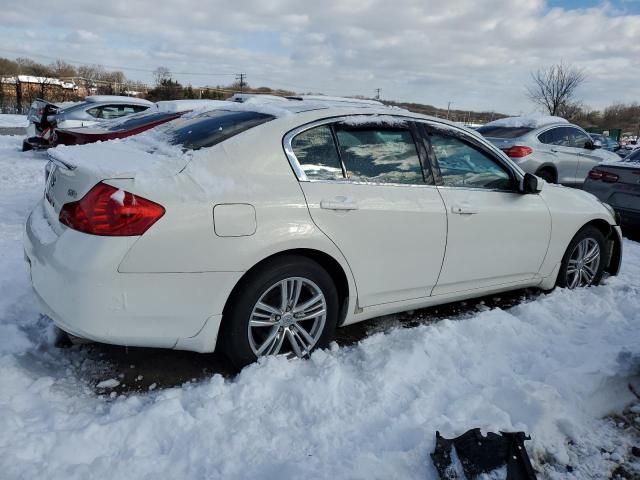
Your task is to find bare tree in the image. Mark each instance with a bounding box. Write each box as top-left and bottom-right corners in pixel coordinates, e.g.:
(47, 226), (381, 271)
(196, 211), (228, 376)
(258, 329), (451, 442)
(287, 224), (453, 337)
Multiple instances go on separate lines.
(527, 62), (586, 116)
(153, 66), (171, 87)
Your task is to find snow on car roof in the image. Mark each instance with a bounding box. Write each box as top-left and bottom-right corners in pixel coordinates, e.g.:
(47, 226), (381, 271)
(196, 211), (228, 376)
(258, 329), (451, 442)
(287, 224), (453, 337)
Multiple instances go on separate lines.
(155, 100), (229, 113)
(84, 95), (153, 105)
(484, 115), (569, 129)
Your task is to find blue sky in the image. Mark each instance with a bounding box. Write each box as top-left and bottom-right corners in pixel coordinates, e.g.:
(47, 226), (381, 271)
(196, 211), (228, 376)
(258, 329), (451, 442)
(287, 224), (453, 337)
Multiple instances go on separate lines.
(1, 0), (639, 114)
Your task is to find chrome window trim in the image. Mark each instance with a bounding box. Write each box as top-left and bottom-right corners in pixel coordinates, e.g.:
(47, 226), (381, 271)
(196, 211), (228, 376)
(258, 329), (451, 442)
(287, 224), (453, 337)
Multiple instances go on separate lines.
(282, 114), (430, 187)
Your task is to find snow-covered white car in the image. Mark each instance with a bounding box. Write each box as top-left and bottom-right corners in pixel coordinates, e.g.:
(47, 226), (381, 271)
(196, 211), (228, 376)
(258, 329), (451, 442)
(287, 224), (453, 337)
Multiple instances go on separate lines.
(24, 99), (623, 367)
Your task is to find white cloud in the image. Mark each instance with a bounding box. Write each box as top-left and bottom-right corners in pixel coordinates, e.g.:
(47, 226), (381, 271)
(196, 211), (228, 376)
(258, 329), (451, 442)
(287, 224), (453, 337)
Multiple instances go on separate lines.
(1, 0), (639, 113)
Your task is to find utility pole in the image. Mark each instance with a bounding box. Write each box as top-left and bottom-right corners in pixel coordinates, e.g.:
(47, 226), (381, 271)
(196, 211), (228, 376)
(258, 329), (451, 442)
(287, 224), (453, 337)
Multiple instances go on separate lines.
(446, 101), (452, 120)
(235, 73), (246, 93)
(375, 88), (381, 101)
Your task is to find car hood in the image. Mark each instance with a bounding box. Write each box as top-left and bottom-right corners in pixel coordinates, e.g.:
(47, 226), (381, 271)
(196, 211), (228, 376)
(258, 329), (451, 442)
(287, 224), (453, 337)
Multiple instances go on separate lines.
(542, 182), (615, 224)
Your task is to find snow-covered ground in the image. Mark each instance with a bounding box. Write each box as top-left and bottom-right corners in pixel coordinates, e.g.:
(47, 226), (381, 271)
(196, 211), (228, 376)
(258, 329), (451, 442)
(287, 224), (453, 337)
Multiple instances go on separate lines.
(0, 114), (28, 128)
(0, 133), (638, 479)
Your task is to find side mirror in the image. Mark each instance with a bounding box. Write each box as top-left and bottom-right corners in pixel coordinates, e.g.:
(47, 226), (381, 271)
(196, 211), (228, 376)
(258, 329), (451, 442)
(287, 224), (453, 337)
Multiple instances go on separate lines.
(521, 173), (540, 194)
(592, 140), (602, 149)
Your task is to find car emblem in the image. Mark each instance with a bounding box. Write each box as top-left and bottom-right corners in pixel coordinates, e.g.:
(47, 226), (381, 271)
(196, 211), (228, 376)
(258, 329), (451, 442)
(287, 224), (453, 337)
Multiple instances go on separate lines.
(67, 189), (77, 198)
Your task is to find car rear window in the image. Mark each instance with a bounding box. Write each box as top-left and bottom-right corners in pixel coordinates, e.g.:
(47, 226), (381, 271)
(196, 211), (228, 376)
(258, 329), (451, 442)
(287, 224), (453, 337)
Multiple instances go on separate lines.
(476, 126), (534, 138)
(160, 110), (274, 150)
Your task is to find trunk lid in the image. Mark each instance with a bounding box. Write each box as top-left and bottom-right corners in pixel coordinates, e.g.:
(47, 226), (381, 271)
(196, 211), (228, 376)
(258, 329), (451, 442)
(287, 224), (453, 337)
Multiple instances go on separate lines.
(44, 134), (191, 228)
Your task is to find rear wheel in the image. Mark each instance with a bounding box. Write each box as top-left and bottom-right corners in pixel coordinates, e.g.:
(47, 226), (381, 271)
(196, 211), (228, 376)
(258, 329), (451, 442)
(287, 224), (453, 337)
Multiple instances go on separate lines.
(222, 256), (338, 368)
(536, 167), (556, 184)
(557, 226), (607, 289)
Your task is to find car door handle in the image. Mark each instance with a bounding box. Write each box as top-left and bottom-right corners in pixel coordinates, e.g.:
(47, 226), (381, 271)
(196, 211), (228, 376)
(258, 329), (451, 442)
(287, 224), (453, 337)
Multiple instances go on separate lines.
(320, 197), (358, 211)
(550, 148), (559, 153)
(451, 204), (478, 215)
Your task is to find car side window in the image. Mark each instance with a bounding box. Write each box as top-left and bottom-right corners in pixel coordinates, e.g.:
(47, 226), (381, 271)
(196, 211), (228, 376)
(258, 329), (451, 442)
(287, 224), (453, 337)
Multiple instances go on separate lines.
(86, 106), (102, 118)
(291, 125), (345, 180)
(538, 127), (570, 146)
(567, 127), (591, 149)
(334, 126), (424, 185)
(429, 133), (514, 190)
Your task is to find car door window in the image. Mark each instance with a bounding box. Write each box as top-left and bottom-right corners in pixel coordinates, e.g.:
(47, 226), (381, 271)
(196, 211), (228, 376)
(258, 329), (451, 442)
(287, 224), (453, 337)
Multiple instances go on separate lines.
(429, 133), (514, 190)
(567, 127), (591, 149)
(538, 127), (571, 146)
(334, 126), (424, 185)
(291, 125), (344, 180)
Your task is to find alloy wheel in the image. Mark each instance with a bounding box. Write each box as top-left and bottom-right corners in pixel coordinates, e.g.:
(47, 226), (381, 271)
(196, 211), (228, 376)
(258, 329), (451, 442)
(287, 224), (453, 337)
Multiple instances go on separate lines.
(247, 277), (327, 358)
(566, 238), (601, 288)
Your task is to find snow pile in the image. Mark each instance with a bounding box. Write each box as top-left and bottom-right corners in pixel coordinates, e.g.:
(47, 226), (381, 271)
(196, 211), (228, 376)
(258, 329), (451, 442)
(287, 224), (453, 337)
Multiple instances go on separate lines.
(484, 116), (569, 129)
(0, 133), (639, 479)
(155, 99), (229, 113)
(340, 114), (407, 127)
(0, 114), (28, 128)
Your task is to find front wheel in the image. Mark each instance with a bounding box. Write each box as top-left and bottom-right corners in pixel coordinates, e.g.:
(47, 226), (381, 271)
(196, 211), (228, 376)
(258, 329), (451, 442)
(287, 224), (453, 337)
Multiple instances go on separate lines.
(557, 226), (608, 289)
(222, 256), (338, 368)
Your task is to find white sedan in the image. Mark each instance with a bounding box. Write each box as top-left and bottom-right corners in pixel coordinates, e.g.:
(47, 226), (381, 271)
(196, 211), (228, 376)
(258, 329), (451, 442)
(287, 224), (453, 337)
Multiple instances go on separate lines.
(24, 99), (622, 367)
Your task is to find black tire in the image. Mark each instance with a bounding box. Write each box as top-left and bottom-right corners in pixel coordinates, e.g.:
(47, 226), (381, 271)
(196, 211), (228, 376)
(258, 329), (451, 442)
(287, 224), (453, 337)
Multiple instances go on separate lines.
(556, 226), (608, 289)
(536, 167), (556, 184)
(221, 255), (339, 369)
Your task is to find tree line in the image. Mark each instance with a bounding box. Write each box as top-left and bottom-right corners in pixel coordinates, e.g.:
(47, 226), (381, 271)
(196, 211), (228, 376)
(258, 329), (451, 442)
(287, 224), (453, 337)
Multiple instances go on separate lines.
(1, 56), (638, 135)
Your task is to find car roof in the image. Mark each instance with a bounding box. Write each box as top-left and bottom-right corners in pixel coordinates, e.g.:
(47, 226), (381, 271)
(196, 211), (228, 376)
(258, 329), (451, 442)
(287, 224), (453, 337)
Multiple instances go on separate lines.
(482, 115), (570, 131)
(84, 95), (153, 105)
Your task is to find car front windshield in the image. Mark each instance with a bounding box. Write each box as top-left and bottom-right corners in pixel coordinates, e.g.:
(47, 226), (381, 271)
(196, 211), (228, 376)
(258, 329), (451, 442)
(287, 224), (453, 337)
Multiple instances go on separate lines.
(158, 109), (275, 150)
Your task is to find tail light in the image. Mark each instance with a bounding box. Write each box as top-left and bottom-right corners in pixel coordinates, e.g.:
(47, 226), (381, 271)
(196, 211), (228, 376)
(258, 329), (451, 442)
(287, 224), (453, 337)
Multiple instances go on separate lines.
(501, 146), (533, 158)
(588, 169), (619, 183)
(59, 182), (165, 236)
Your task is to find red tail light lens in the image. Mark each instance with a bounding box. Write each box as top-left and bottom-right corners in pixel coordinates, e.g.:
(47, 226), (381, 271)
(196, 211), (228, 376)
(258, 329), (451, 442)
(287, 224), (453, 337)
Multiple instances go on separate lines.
(588, 169), (618, 183)
(501, 146), (533, 158)
(59, 182), (165, 236)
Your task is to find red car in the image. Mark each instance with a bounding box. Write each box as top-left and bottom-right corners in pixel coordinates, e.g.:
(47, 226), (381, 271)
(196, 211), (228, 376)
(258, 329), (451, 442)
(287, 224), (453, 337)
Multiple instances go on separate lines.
(52, 109), (185, 146)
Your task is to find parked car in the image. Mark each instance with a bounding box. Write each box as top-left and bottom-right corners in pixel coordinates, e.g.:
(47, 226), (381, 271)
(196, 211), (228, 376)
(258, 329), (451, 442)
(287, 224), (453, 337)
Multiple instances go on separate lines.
(477, 116), (620, 186)
(584, 150), (640, 231)
(24, 100), (622, 368)
(589, 133), (619, 152)
(51, 100), (226, 147)
(23, 95), (153, 151)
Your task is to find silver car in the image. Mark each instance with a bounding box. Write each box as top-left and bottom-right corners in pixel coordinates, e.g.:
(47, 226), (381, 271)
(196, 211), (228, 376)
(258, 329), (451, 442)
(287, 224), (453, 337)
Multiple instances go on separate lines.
(477, 117), (620, 186)
(583, 150), (640, 232)
(23, 95), (153, 151)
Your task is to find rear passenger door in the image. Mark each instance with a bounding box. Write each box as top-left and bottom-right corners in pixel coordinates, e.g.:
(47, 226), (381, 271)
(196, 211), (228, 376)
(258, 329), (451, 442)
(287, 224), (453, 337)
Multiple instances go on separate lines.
(284, 117), (447, 307)
(423, 123), (551, 295)
(537, 126), (581, 184)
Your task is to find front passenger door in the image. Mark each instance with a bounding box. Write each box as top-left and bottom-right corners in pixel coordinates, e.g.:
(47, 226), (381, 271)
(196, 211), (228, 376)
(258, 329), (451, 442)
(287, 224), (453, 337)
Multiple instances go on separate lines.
(425, 127), (551, 296)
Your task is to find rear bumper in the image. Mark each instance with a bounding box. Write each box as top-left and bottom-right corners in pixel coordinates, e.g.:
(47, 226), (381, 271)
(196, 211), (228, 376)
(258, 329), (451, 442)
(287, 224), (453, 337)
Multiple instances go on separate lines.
(24, 201), (241, 353)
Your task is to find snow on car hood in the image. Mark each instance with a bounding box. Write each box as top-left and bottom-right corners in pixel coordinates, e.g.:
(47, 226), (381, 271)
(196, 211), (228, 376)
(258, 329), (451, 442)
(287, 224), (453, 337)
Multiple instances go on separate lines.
(48, 129), (192, 179)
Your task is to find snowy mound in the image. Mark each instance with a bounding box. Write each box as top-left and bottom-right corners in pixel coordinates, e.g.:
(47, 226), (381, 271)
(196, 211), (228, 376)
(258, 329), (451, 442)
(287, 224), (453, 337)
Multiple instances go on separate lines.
(0, 134), (639, 479)
(0, 114), (28, 128)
